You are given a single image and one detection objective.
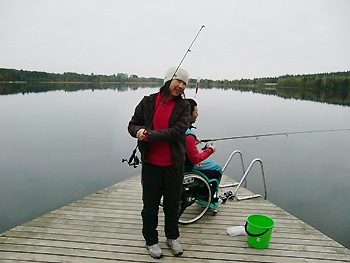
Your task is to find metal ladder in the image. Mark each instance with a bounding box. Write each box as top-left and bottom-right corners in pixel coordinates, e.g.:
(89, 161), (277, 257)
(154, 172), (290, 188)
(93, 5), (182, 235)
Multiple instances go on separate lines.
(220, 150), (267, 201)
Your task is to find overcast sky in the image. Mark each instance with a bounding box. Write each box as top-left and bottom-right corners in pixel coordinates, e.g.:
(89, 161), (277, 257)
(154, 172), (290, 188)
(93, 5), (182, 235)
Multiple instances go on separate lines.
(0, 0), (349, 80)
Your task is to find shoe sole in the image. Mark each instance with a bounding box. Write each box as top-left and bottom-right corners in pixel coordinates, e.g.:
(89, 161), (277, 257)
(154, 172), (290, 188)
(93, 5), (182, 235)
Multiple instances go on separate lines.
(150, 254), (163, 259)
(168, 247), (183, 256)
(172, 251), (183, 257)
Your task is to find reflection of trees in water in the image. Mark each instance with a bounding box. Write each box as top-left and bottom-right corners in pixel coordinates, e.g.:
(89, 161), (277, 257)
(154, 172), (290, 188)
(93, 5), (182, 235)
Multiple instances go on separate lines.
(0, 83), (160, 96)
(1, 82), (349, 107)
(200, 84), (350, 107)
(276, 87), (350, 106)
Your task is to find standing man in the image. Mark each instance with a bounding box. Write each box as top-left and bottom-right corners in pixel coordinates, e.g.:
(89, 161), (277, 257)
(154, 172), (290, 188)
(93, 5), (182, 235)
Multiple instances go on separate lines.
(128, 66), (190, 259)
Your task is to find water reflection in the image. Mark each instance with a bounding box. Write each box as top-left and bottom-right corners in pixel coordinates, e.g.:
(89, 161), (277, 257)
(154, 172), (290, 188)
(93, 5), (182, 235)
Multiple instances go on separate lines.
(0, 82), (160, 95)
(1, 83), (349, 107)
(209, 85), (350, 107)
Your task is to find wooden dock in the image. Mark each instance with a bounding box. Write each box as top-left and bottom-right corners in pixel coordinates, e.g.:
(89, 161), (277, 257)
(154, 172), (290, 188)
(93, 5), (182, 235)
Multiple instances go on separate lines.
(1, 175), (349, 262)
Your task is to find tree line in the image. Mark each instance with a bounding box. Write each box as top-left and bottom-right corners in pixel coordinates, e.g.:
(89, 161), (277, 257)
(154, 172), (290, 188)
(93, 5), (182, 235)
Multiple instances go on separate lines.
(0, 68), (163, 84)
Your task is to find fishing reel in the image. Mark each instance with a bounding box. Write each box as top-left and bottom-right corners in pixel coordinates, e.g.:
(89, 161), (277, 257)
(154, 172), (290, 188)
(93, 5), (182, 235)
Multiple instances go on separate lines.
(122, 146), (140, 168)
(122, 156), (139, 168)
(202, 143), (211, 151)
(202, 142), (215, 151)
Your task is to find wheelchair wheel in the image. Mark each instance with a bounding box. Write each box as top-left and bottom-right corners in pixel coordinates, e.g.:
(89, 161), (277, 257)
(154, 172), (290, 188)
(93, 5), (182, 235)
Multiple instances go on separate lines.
(178, 172), (212, 225)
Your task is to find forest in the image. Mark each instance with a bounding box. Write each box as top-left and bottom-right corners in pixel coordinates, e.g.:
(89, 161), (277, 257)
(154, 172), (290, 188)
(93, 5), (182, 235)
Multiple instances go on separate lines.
(0, 68), (162, 84)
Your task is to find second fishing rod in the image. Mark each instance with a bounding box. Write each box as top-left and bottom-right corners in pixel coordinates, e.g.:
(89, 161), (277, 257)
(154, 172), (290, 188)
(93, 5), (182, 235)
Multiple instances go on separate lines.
(123, 25), (205, 168)
(201, 128), (350, 143)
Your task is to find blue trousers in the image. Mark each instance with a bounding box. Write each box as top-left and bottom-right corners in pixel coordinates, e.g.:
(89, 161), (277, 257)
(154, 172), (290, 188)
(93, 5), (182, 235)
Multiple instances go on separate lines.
(191, 160), (222, 194)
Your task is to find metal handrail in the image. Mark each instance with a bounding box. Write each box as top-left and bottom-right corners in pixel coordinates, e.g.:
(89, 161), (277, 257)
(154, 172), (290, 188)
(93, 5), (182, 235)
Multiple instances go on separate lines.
(220, 150), (246, 188)
(232, 158), (267, 200)
(222, 150), (245, 173)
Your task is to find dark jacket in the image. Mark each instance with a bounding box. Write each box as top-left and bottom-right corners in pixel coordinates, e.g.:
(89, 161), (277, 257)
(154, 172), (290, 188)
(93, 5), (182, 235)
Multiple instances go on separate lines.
(128, 92), (190, 168)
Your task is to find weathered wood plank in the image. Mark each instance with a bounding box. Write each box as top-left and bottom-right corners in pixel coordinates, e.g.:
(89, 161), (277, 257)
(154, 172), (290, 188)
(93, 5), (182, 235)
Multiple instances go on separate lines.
(28, 216), (319, 236)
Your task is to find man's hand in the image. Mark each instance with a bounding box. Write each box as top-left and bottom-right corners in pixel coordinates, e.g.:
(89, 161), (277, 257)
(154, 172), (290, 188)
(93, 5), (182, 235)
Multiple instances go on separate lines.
(137, 128), (147, 141)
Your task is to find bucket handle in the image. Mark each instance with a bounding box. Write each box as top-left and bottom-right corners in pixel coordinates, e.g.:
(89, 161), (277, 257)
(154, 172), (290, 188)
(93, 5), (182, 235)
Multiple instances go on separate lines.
(244, 222), (269, 237)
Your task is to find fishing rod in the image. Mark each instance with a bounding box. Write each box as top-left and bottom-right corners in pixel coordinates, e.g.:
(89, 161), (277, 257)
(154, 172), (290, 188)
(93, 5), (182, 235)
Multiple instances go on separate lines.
(123, 25), (205, 168)
(173, 25), (205, 80)
(201, 128), (350, 143)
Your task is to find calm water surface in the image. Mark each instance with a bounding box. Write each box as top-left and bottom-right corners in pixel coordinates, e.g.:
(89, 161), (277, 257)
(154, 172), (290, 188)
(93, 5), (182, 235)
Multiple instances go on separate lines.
(0, 87), (349, 248)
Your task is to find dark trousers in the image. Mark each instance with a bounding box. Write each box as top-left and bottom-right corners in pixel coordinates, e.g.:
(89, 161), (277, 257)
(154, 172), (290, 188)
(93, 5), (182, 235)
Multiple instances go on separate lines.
(141, 163), (184, 246)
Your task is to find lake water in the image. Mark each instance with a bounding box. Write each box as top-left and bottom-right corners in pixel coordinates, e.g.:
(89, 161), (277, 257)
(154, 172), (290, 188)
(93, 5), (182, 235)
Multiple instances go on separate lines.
(0, 86), (349, 248)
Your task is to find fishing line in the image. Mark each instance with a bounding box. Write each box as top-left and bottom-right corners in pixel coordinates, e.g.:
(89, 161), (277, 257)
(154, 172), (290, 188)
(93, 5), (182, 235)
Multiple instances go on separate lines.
(123, 25), (205, 168)
(201, 128), (350, 142)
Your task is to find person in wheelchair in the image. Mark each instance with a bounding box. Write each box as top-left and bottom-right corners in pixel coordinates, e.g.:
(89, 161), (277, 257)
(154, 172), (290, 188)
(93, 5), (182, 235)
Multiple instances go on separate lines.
(184, 99), (222, 203)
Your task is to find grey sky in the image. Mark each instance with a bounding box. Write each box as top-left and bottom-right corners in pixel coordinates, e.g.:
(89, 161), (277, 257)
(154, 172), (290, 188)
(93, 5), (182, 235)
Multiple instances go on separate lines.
(0, 0), (349, 80)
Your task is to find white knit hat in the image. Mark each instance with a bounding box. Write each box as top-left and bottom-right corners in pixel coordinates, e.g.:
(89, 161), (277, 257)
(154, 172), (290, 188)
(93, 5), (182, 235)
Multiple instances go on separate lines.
(164, 66), (189, 85)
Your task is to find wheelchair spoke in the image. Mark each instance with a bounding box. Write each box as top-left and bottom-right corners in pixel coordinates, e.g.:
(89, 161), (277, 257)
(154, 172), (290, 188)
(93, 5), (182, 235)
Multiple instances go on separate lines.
(178, 172), (212, 225)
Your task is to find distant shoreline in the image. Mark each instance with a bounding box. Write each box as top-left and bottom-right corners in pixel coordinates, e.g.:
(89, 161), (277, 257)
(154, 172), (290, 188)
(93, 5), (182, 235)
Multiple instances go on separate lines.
(0, 81), (160, 85)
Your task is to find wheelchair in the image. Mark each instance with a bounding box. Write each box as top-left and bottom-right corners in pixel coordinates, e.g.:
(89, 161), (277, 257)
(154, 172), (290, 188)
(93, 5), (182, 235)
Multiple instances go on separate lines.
(178, 170), (221, 225)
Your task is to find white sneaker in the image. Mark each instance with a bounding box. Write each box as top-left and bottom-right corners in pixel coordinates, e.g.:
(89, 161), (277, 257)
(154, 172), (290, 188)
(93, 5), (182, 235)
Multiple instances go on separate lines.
(166, 239), (183, 256)
(146, 244), (163, 259)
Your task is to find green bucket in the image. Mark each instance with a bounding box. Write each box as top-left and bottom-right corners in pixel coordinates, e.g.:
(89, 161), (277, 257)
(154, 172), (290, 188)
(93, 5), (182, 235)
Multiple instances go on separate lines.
(245, 214), (274, 249)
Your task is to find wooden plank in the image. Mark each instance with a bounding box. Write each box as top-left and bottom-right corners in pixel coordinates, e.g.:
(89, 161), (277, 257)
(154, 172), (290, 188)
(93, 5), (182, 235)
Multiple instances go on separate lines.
(0, 175), (349, 262)
(1, 233), (349, 261)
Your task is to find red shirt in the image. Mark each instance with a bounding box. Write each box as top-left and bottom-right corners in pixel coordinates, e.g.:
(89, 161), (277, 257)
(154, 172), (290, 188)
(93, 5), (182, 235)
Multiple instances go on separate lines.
(186, 134), (213, 164)
(146, 94), (175, 166)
